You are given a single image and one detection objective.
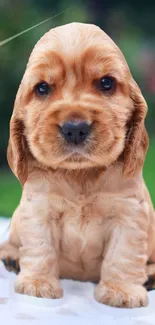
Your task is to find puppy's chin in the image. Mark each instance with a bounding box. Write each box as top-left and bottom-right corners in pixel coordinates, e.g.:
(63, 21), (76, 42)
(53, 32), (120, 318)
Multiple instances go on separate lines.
(30, 148), (121, 171)
(31, 148), (98, 170)
(57, 137), (125, 170)
(56, 156), (97, 170)
(29, 135), (125, 170)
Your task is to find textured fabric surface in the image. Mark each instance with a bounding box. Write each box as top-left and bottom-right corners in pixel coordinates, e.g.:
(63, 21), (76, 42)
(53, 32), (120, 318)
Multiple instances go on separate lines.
(0, 218), (155, 325)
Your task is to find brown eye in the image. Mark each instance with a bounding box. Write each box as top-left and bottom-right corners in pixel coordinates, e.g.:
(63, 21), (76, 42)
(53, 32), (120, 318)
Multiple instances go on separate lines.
(98, 76), (115, 92)
(35, 82), (51, 96)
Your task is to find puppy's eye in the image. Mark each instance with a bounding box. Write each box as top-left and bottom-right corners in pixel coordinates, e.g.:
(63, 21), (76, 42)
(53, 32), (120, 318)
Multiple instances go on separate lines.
(99, 76), (115, 91)
(35, 82), (50, 96)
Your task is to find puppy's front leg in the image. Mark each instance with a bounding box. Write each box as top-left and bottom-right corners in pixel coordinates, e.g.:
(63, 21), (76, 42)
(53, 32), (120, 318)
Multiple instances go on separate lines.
(15, 193), (62, 298)
(95, 214), (148, 308)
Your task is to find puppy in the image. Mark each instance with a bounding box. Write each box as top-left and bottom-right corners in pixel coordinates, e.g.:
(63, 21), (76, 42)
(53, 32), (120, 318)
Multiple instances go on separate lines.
(1, 22), (155, 308)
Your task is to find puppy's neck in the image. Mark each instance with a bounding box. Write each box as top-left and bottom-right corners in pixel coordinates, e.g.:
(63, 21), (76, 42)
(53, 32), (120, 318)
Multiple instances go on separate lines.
(57, 167), (105, 183)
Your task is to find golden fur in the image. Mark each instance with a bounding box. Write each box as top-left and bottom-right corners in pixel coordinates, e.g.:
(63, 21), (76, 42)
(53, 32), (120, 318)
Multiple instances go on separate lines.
(1, 22), (155, 308)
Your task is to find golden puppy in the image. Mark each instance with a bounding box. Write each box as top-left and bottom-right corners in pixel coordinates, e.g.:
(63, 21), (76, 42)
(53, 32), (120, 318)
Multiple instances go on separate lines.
(1, 22), (155, 308)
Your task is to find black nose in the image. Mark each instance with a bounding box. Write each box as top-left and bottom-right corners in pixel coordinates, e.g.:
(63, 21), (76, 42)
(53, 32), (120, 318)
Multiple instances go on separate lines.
(61, 121), (90, 144)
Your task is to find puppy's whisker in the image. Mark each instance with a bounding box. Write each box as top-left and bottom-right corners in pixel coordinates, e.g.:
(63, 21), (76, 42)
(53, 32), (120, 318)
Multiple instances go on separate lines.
(0, 8), (70, 47)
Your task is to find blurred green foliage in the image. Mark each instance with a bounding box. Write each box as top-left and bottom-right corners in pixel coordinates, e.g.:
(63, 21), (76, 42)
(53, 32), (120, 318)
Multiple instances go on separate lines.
(0, 1), (155, 216)
(0, 170), (21, 217)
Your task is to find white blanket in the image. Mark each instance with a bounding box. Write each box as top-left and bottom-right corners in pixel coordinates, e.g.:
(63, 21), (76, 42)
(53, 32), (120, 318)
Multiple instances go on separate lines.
(0, 218), (155, 325)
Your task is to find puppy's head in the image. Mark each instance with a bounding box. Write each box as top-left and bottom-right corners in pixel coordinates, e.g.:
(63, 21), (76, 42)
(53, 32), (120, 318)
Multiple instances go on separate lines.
(8, 23), (149, 185)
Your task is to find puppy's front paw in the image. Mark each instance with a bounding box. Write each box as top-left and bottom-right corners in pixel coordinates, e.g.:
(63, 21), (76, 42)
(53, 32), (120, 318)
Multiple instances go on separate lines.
(2, 258), (20, 274)
(0, 242), (20, 274)
(15, 274), (63, 299)
(95, 281), (148, 308)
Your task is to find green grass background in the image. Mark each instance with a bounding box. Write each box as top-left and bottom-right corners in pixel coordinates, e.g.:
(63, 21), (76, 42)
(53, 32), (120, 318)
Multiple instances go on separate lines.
(0, 141), (154, 217)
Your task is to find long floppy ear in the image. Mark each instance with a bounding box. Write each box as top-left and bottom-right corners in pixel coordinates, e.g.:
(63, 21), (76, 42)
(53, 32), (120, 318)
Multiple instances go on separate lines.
(7, 115), (28, 186)
(123, 79), (149, 178)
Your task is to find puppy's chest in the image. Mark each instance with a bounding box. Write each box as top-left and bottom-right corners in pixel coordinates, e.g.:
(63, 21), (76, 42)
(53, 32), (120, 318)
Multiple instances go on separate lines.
(51, 188), (114, 259)
(49, 183), (142, 262)
(59, 194), (105, 261)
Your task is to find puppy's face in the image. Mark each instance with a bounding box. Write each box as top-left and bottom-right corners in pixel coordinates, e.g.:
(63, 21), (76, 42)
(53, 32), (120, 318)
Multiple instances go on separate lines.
(8, 23), (148, 183)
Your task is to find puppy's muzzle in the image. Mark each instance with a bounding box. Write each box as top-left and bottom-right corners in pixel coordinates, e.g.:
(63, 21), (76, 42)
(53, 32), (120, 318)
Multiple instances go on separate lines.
(60, 121), (91, 145)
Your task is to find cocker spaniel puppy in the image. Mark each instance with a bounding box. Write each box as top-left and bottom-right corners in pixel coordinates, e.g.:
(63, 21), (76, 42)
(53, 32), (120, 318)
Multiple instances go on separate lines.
(1, 22), (155, 308)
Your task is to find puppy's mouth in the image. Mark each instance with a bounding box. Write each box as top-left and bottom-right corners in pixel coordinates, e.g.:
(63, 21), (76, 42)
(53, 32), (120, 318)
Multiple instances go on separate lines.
(58, 148), (95, 168)
(53, 134), (95, 167)
(62, 144), (92, 160)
